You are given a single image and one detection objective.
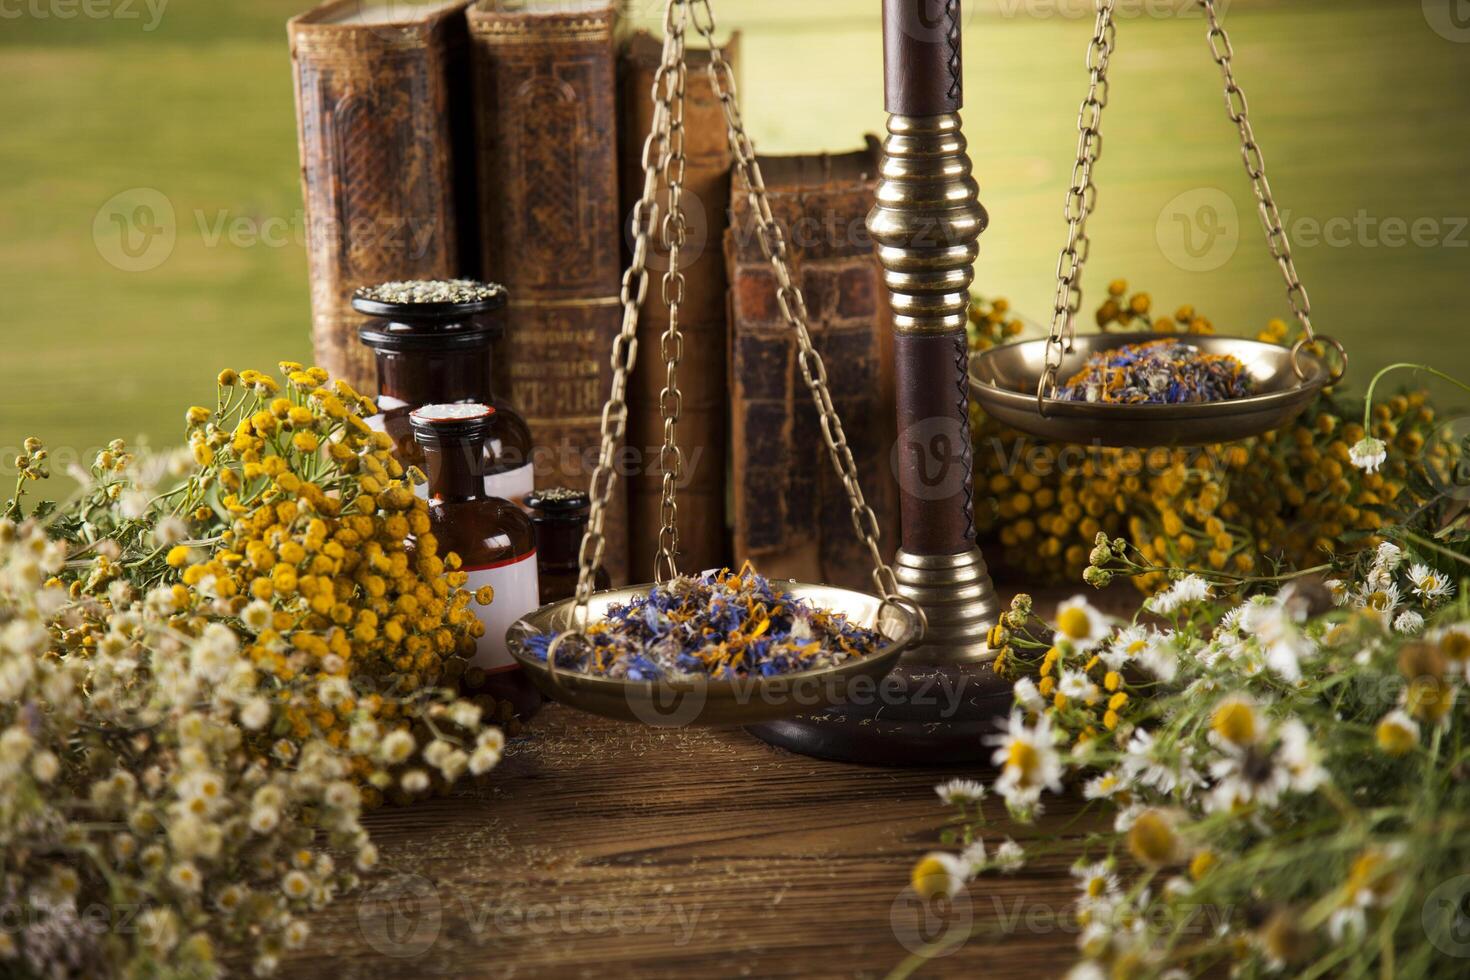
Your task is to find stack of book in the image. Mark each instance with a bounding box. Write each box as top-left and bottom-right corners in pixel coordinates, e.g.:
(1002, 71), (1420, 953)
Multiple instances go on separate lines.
(288, 0), (898, 588)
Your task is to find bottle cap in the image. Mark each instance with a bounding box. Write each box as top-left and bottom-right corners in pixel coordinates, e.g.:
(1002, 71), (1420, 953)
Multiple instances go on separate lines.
(409, 402), (496, 446)
(351, 278), (507, 319)
(525, 487), (591, 521)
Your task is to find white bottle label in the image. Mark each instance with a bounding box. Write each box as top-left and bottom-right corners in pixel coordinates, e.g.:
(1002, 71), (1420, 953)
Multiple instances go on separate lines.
(485, 462), (534, 507)
(464, 551), (540, 673)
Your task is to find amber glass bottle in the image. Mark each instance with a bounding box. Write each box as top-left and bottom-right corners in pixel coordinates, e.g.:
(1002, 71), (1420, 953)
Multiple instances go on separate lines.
(411, 402), (542, 722)
(526, 488), (610, 605)
(354, 284), (534, 505)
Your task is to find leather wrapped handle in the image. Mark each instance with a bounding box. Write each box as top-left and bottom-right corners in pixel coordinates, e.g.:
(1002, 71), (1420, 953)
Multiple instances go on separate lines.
(883, 0), (965, 116)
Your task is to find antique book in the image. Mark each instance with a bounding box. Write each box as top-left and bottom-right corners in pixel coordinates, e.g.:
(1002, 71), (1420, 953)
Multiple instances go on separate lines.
(725, 143), (900, 592)
(618, 30), (739, 580)
(288, 0), (478, 394)
(468, 0), (628, 585)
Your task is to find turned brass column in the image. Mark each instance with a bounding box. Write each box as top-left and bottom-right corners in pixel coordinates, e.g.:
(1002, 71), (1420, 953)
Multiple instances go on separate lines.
(746, 0), (1007, 765)
(867, 1), (1000, 663)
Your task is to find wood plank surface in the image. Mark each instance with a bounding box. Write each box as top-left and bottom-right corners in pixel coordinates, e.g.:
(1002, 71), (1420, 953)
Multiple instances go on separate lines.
(279, 705), (1101, 979)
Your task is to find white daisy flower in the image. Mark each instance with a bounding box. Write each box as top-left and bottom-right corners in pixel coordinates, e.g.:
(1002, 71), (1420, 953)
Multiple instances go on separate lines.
(1072, 860), (1120, 908)
(1394, 610), (1425, 635)
(1054, 596), (1112, 653)
(1101, 626), (1149, 670)
(1325, 578), (1350, 607)
(1375, 709), (1420, 756)
(1207, 743), (1290, 814)
(987, 710), (1064, 810)
(1082, 770), (1125, 800)
(992, 839), (1026, 873)
(1136, 633), (1180, 684)
(1276, 719), (1328, 793)
(1349, 437), (1387, 473)
(1147, 575), (1213, 615)
(1012, 676), (1045, 714)
(1058, 668), (1099, 704)
(936, 778), (987, 805)
(1408, 562), (1454, 605)
(1354, 582), (1401, 625)
(911, 851), (971, 900)
(1374, 541), (1404, 571)
(959, 838), (988, 873)
(1240, 599), (1312, 682)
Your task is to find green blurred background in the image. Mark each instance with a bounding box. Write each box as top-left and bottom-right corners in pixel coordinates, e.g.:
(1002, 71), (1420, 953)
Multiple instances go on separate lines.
(3, 0), (1468, 484)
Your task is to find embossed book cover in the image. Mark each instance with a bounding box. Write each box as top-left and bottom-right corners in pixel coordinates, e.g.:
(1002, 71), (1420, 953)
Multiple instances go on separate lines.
(289, 0), (478, 393)
(469, 0), (628, 585)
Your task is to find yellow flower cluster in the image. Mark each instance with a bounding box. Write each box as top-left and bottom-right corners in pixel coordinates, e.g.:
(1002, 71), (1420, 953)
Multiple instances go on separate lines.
(172, 364), (489, 797)
(968, 289), (1454, 590)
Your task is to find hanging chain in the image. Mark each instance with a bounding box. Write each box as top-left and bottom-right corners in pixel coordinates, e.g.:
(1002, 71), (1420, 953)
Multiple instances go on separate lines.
(689, 0), (901, 602)
(566, 5), (686, 628)
(654, 5), (689, 585)
(1039, 0), (1117, 414)
(1037, 0), (1343, 407)
(557, 0), (909, 656)
(1200, 0), (1341, 381)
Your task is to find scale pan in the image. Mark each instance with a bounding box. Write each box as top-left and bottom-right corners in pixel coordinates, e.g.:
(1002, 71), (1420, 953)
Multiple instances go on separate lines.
(969, 334), (1336, 447)
(506, 582), (920, 727)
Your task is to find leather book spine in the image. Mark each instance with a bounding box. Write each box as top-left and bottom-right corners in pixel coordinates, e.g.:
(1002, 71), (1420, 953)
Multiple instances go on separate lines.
(289, 0), (473, 394)
(468, 0), (629, 584)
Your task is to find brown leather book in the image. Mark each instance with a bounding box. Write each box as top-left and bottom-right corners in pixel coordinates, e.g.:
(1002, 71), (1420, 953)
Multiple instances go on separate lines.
(289, 0), (477, 394)
(725, 143), (900, 593)
(468, 0), (629, 585)
(618, 31), (738, 581)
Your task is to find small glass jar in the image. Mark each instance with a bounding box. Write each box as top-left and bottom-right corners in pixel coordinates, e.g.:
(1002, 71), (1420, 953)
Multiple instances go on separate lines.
(354, 282), (534, 506)
(411, 402), (542, 723)
(526, 487), (611, 605)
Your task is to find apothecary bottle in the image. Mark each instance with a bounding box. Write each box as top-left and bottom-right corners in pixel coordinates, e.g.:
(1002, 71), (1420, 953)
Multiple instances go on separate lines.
(354, 282), (534, 505)
(526, 487), (610, 605)
(411, 402), (541, 722)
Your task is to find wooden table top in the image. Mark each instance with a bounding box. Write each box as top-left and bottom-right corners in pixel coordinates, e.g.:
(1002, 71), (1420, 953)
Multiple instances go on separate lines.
(281, 703), (1100, 979)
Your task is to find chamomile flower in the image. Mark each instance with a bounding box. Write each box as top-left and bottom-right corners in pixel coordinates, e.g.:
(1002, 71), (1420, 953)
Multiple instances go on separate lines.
(936, 778), (987, 805)
(1083, 770), (1125, 800)
(1012, 676), (1045, 714)
(1374, 541), (1404, 571)
(1276, 719), (1328, 793)
(992, 839), (1026, 873)
(987, 710), (1064, 810)
(1101, 626), (1149, 670)
(1209, 695), (1262, 748)
(1240, 598), (1312, 683)
(959, 838), (988, 873)
(910, 851), (970, 900)
(1354, 582), (1401, 625)
(1054, 596), (1112, 653)
(1375, 709), (1419, 756)
(1349, 437), (1387, 473)
(1136, 632), (1180, 684)
(1072, 859), (1121, 907)
(1394, 610), (1425, 635)
(1058, 668), (1099, 704)
(168, 861), (202, 894)
(1146, 575), (1212, 615)
(1407, 562), (1453, 605)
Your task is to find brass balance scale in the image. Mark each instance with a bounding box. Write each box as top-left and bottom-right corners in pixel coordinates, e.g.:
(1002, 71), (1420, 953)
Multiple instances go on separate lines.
(507, 0), (1348, 765)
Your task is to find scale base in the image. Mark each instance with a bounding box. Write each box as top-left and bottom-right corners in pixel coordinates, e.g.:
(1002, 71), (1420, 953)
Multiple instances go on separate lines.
(748, 546), (1009, 766)
(746, 660), (1011, 767)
